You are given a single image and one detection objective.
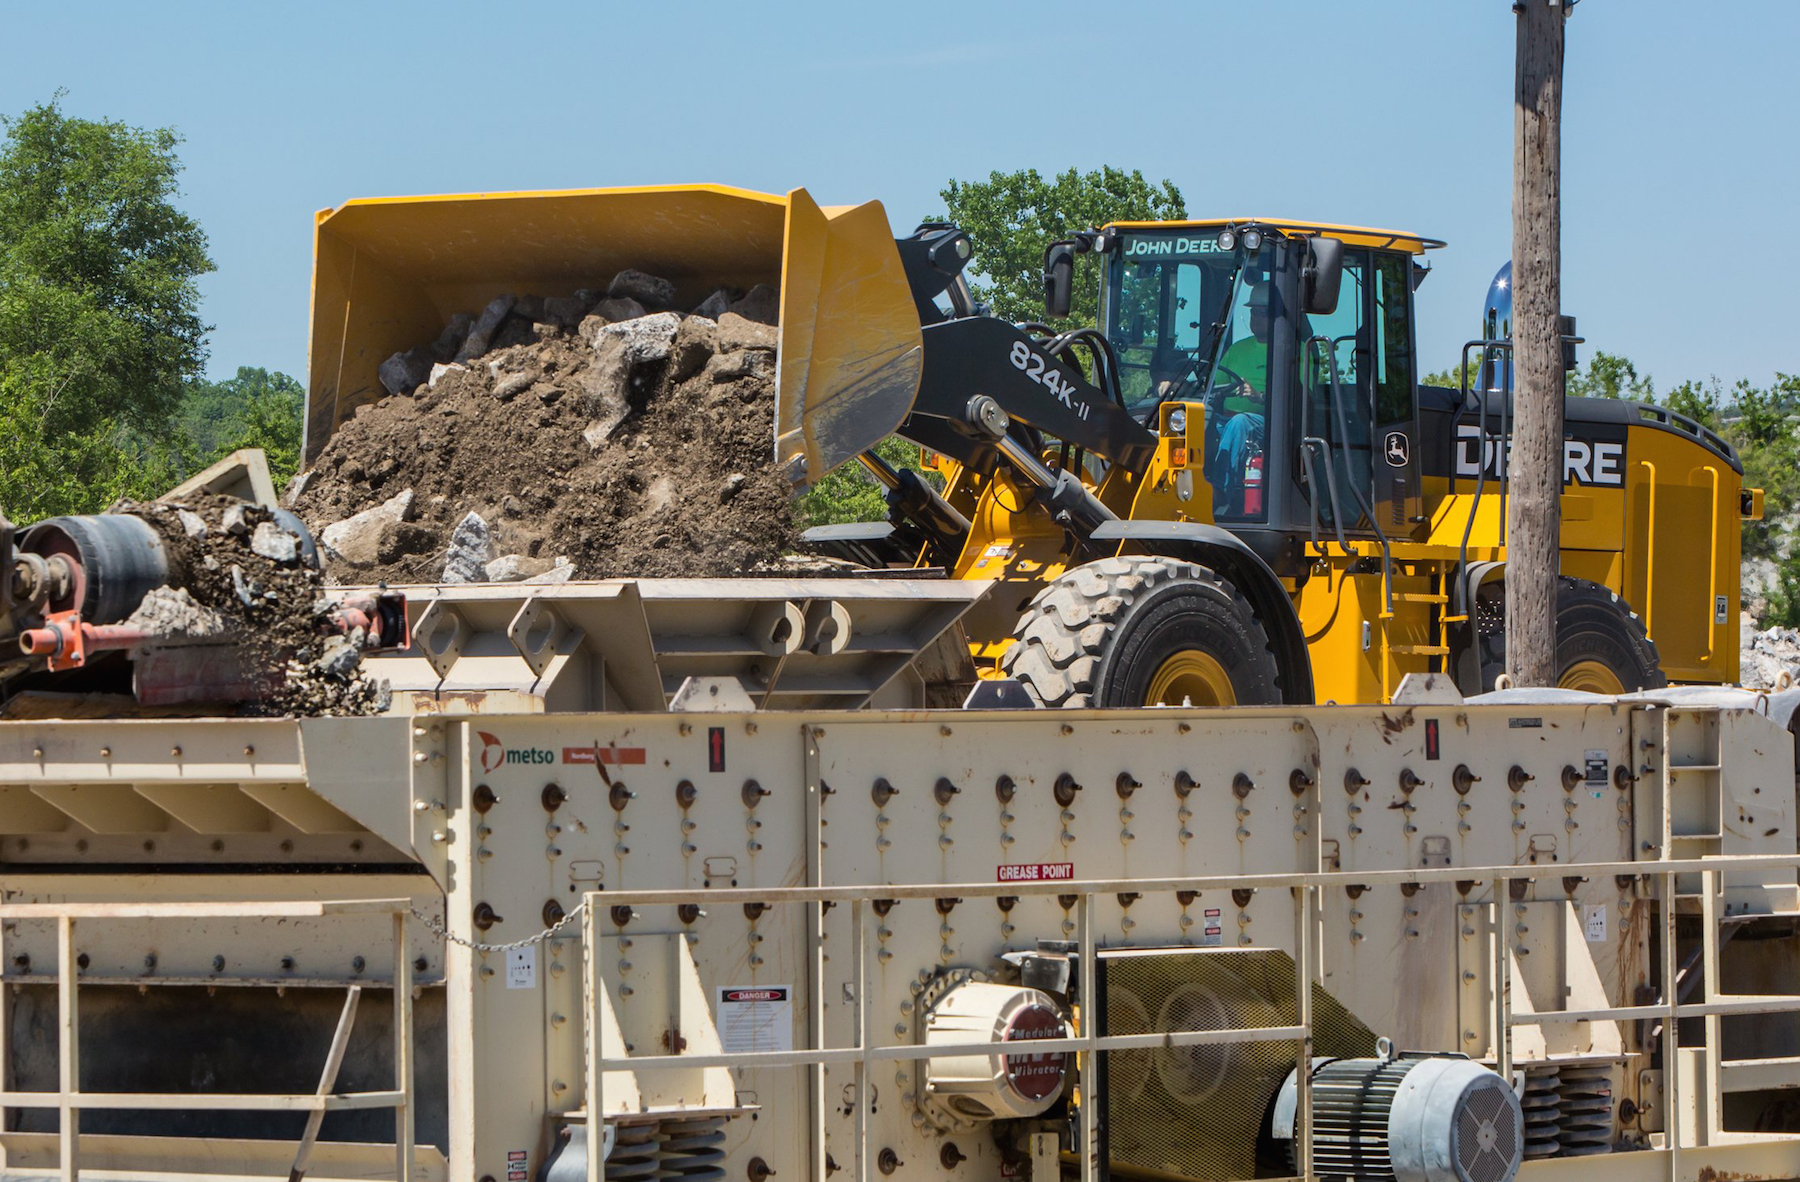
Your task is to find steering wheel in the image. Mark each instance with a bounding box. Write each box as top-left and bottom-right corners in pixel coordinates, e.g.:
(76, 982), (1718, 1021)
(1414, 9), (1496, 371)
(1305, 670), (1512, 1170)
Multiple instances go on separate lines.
(1208, 363), (1253, 400)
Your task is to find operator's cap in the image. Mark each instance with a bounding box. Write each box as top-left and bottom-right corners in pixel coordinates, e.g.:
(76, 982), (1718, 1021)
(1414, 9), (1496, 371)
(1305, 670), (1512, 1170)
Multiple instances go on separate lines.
(1246, 281), (1272, 308)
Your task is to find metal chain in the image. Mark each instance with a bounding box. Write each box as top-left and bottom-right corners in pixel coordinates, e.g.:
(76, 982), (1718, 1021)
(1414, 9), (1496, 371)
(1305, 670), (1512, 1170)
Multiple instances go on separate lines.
(410, 901), (587, 952)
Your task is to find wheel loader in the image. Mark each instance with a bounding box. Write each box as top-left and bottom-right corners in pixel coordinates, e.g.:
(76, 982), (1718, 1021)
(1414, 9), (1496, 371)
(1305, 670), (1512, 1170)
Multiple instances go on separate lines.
(297, 185), (1757, 707)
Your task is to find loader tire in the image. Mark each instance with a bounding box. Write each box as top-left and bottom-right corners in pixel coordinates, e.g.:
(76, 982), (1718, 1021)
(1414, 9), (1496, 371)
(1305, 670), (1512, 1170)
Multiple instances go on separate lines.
(1475, 576), (1666, 693)
(1001, 556), (1283, 708)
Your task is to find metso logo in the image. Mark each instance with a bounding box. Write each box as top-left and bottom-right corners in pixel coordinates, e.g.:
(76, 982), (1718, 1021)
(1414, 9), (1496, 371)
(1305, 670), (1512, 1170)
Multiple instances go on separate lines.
(477, 732), (555, 773)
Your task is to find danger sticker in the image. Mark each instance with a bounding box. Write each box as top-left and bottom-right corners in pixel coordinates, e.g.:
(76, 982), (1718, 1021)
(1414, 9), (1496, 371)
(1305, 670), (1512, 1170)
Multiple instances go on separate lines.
(718, 985), (793, 1055)
(997, 863), (1075, 883)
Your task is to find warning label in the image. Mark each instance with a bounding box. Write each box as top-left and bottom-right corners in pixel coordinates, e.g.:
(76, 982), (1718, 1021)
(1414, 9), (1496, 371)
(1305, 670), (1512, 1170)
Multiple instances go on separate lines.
(997, 863), (1075, 883)
(717, 986), (794, 1054)
(1201, 906), (1223, 947)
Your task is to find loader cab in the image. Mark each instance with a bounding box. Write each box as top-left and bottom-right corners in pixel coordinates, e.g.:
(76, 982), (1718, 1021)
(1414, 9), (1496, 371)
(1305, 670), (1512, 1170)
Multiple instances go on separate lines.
(1098, 219), (1443, 568)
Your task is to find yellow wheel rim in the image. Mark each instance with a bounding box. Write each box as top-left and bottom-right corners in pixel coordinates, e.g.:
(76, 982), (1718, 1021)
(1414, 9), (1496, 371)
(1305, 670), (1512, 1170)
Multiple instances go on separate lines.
(1560, 659), (1625, 694)
(1145, 650), (1237, 707)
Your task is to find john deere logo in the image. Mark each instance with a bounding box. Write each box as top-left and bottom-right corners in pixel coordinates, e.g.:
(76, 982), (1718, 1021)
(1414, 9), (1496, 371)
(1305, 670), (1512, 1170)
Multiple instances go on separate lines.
(477, 732), (554, 773)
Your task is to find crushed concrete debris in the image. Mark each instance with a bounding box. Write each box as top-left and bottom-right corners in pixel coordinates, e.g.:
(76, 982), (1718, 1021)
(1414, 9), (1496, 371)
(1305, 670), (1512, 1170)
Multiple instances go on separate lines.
(319, 490), (416, 567)
(116, 497), (388, 716)
(250, 521), (300, 564)
(122, 585), (227, 640)
(442, 511), (496, 584)
(485, 553), (554, 582)
(607, 268), (676, 309)
(1740, 618), (1800, 691)
(293, 274), (795, 584)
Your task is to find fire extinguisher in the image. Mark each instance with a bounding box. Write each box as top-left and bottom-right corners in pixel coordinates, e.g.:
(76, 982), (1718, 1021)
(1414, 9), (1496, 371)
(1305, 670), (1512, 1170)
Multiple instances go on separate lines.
(1243, 452), (1264, 515)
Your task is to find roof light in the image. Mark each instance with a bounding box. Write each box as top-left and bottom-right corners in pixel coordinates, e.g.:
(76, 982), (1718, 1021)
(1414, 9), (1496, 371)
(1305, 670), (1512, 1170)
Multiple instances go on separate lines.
(1216, 229), (1237, 251)
(1242, 228), (1264, 252)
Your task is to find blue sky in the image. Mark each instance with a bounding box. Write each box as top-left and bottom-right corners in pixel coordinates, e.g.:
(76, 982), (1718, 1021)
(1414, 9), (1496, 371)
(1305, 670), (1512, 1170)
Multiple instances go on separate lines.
(4, 0), (1796, 394)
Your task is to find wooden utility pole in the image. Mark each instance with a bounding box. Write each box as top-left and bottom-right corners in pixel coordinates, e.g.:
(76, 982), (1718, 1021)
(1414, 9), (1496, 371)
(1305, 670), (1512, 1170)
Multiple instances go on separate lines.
(1507, 0), (1567, 687)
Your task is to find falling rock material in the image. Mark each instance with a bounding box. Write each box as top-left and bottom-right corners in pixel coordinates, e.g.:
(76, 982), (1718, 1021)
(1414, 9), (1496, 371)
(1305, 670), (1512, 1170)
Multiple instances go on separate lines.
(691, 289), (732, 319)
(485, 553), (556, 582)
(429, 362), (467, 389)
(441, 511), (497, 584)
(727, 283), (778, 325)
(455, 295), (518, 362)
(521, 558), (577, 585)
(319, 489), (416, 567)
(600, 311), (683, 364)
(607, 269), (676, 309)
(221, 504), (252, 537)
(250, 521), (300, 564)
(122, 585), (228, 640)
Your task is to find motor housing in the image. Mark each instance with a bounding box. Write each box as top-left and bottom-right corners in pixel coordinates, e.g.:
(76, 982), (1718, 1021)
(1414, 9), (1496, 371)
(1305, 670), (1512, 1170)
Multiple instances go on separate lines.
(921, 980), (1069, 1124)
(1273, 1046), (1523, 1182)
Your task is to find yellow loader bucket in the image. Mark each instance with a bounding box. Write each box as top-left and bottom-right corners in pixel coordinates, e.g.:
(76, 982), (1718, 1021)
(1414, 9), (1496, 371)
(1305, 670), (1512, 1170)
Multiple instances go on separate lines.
(306, 183), (922, 486)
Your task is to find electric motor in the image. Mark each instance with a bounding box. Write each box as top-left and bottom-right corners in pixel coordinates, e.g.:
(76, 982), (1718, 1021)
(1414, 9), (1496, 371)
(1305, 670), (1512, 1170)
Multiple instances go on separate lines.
(1273, 1045), (1523, 1182)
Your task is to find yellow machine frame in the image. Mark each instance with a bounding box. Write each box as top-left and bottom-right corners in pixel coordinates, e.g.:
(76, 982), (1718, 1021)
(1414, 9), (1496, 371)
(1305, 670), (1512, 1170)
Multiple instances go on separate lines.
(928, 218), (1755, 703)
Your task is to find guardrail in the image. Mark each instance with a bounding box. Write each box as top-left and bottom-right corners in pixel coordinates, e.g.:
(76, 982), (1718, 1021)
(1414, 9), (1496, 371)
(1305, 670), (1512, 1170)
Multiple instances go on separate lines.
(0, 899), (417, 1182)
(583, 853), (1800, 1182)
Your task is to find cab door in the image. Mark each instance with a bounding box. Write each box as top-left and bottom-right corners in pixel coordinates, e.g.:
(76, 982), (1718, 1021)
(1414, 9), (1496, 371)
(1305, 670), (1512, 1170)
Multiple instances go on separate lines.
(1296, 248), (1423, 540)
(1371, 251), (1424, 539)
(1299, 249), (1373, 534)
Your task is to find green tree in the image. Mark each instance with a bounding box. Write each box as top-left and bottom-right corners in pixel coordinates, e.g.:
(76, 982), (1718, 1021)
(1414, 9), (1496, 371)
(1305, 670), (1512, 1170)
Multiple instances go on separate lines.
(179, 366), (305, 488)
(936, 167), (1186, 327)
(1663, 376), (1724, 431)
(1423, 361), (1484, 392)
(1566, 350), (1655, 401)
(0, 95), (214, 521)
(797, 436), (941, 529)
(1725, 373), (1800, 561)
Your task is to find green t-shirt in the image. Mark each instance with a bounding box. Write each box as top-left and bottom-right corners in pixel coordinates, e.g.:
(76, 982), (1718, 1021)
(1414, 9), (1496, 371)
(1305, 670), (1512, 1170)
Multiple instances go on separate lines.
(1217, 335), (1268, 415)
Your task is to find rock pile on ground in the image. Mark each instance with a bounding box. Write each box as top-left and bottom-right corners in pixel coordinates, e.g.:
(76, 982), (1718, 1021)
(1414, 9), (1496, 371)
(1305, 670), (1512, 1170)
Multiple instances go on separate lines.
(1739, 616), (1800, 690)
(290, 272), (796, 585)
(119, 497), (388, 715)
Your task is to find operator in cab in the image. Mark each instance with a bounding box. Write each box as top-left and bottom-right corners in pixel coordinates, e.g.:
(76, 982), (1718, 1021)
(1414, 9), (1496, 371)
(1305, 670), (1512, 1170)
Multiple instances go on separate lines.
(1204, 281), (1272, 516)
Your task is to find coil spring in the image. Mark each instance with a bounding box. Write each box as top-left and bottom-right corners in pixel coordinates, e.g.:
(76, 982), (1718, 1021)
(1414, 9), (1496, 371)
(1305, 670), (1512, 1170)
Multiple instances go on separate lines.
(1556, 1065), (1615, 1155)
(607, 1122), (661, 1182)
(1519, 1065), (1562, 1160)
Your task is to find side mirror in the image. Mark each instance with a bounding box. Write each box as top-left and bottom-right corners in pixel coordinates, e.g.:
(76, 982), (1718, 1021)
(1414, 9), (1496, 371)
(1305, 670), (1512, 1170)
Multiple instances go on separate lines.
(1302, 237), (1344, 315)
(1043, 242), (1076, 319)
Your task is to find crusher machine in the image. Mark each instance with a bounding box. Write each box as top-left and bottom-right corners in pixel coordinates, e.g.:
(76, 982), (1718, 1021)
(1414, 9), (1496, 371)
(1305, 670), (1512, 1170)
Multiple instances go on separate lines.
(3, 575), (1800, 1182)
